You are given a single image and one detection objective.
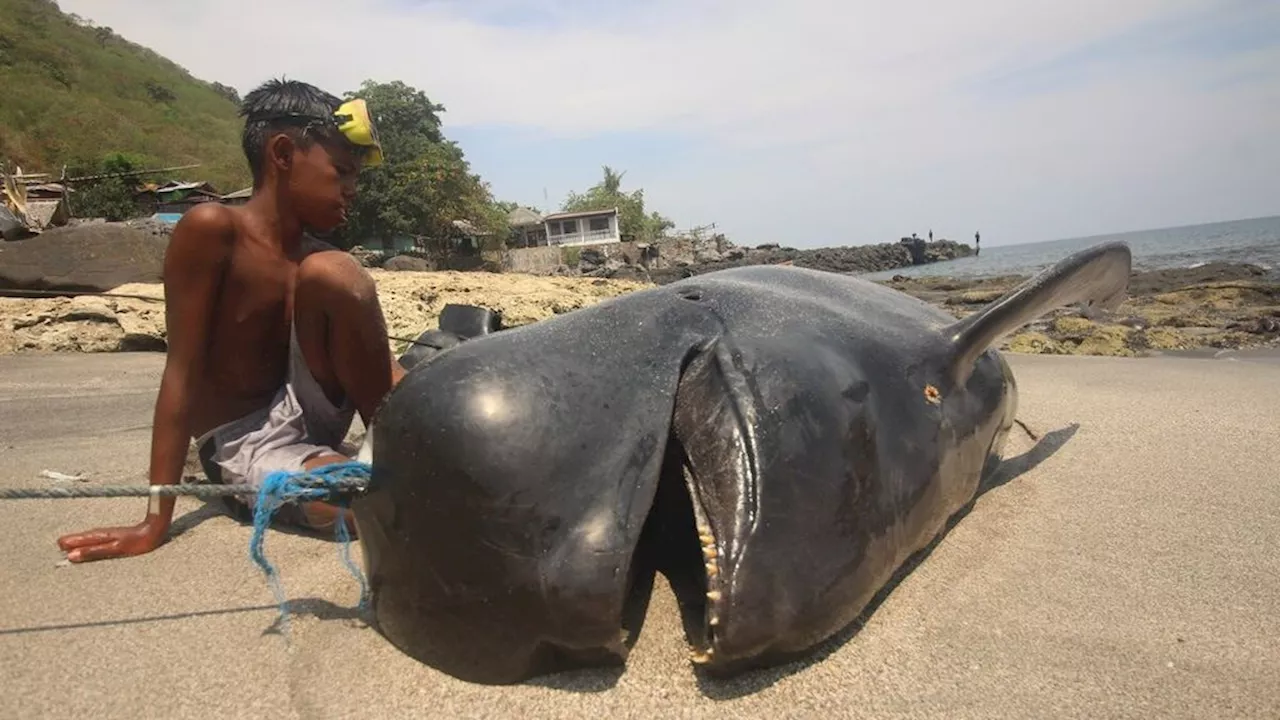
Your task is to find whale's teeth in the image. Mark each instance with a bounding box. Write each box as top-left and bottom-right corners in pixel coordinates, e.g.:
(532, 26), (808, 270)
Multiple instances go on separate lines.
(701, 544), (718, 560)
(709, 613), (720, 626)
(705, 562), (719, 578)
(690, 648), (714, 664)
(698, 532), (714, 546)
(706, 590), (722, 602)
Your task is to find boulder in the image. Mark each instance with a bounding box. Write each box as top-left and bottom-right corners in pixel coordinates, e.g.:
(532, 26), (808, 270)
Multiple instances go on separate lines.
(382, 255), (433, 272)
(608, 265), (651, 282)
(578, 248), (607, 273)
(0, 223), (168, 292)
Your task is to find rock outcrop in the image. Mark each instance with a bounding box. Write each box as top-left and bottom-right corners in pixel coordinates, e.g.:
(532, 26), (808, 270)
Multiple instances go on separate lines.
(646, 236), (973, 285)
(887, 264), (1280, 356)
(0, 223), (169, 292)
(358, 232), (976, 284)
(0, 272), (649, 355)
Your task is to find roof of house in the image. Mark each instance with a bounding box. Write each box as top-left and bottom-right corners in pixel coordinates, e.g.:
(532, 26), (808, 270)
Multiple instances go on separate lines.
(507, 206), (544, 227)
(452, 218), (493, 236)
(221, 187), (253, 200)
(137, 180), (220, 196)
(543, 207), (618, 222)
(138, 181), (179, 192)
(25, 183), (71, 197)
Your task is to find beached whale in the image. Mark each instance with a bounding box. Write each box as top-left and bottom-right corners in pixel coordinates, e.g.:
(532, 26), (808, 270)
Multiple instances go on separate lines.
(350, 240), (1133, 684)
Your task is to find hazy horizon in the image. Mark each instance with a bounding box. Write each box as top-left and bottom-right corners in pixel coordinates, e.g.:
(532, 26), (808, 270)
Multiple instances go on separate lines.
(942, 212), (1280, 251)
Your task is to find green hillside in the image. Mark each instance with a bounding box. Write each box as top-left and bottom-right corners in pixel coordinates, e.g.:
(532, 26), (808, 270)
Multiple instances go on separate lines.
(0, 0), (250, 191)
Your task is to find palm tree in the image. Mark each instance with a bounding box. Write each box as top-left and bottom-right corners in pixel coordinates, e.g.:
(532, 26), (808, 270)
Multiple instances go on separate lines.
(600, 166), (625, 195)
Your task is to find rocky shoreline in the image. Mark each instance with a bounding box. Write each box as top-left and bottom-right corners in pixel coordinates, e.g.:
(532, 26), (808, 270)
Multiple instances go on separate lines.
(886, 261), (1280, 356)
(3, 221), (1275, 358)
(355, 235), (977, 282)
(2, 261), (1276, 358)
(0, 271), (652, 356)
(645, 237), (974, 285)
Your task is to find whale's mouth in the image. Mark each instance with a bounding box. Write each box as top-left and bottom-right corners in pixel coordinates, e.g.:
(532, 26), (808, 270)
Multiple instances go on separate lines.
(625, 435), (724, 666)
(620, 335), (760, 669)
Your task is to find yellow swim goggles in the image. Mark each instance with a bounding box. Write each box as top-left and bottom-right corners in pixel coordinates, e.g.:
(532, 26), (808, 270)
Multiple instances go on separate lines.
(259, 98), (385, 168)
(332, 99), (384, 168)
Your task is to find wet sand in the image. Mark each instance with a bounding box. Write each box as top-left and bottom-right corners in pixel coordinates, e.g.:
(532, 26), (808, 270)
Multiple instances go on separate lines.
(1, 351), (1277, 719)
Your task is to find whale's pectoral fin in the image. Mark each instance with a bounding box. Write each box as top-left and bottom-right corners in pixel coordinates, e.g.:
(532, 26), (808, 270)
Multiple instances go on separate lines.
(944, 241), (1133, 385)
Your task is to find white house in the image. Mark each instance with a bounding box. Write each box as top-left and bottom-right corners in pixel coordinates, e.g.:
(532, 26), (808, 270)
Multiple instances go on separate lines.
(543, 208), (621, 246)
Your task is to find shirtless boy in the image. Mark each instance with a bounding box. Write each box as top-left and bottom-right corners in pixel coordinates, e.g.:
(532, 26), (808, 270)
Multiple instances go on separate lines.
(56, 79), (406, 563)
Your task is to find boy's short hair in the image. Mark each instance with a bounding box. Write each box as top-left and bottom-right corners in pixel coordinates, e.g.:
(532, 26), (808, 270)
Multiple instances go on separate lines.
(239, 78), (346, 186)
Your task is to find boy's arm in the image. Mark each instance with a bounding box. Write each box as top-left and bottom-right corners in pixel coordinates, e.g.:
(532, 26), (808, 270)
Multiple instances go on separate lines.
(57, 205), (234, 563)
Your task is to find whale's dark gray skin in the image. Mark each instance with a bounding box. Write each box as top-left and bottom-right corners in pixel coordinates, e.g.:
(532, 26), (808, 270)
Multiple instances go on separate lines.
(350, 241), (1133, 685)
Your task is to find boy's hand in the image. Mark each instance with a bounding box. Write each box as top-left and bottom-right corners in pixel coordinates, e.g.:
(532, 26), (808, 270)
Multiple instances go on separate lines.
(56, 518), (166, 563)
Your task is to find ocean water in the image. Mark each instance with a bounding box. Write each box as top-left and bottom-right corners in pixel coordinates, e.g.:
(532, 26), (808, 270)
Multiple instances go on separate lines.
(859, 215), (1280, 281)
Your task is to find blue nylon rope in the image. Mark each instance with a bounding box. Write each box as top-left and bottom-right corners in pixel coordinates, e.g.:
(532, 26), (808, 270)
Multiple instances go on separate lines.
(247, 461), (373, 632)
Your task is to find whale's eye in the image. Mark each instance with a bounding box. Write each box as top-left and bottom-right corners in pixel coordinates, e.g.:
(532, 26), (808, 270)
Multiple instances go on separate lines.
(678, 288), (704, 302)
(924, 384), (941, 405)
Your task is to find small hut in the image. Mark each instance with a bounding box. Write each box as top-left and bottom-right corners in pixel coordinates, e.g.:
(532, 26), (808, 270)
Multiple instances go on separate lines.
(507, 206), (546, 247)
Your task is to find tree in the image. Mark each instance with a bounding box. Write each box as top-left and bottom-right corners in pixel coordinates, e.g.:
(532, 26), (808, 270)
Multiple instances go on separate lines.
(561, 165), (674, 242)
(67, 151), (150, 221)
(338, 80), (509, 253)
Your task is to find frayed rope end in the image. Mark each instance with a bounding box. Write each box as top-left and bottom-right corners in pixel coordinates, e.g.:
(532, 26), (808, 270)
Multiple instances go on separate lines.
(247, 461), (373, 632)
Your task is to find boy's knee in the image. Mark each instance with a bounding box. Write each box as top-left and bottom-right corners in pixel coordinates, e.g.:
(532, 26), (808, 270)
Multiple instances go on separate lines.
(297, 500), (356, 536)
(297, 251), (379, 312)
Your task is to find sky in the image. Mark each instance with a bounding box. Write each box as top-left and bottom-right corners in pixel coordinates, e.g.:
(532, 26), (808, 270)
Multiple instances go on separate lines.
(60, 0), (1280, 248)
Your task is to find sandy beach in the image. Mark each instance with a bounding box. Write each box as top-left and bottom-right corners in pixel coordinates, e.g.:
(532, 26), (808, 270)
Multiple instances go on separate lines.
(1, 350), (1277, 719)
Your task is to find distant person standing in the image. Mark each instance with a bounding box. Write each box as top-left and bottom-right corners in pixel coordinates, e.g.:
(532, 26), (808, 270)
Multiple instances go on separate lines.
(928, 229), (933, 242)
(974, 230), (981, 256)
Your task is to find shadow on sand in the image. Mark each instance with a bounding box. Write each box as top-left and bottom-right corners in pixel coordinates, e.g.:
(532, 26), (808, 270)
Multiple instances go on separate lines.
(686, 421), (1081, 700)
(0, 597), (361, 637)
(170, 494), (359, 544)
(5, 497), (366, 639)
